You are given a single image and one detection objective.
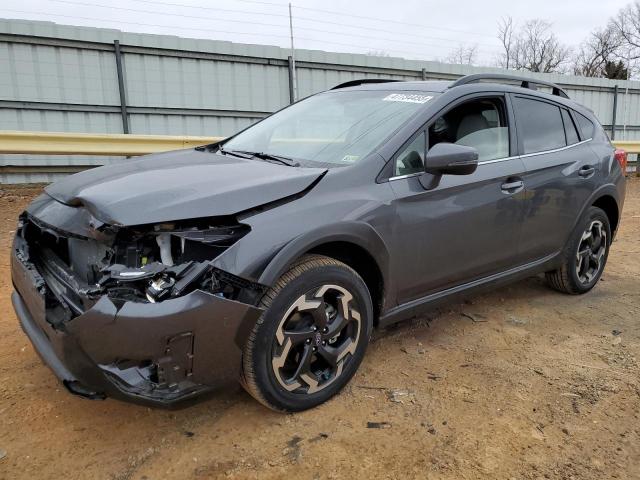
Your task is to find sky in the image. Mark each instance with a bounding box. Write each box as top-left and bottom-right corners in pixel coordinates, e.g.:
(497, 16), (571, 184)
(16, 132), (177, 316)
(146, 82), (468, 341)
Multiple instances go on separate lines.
(0, 0), (634, 65)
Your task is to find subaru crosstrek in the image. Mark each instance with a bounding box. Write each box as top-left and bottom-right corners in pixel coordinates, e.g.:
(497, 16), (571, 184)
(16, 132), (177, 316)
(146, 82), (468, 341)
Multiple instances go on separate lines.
(11, 73), (626, 411)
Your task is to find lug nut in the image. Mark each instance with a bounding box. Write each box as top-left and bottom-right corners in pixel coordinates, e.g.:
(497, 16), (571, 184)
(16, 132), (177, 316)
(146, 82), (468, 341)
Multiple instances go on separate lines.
(306, 338), (311, 344)
(312, 326), (317, 332)
(312, 347), (317, 352)
(322, 340), (327, 346)
(322, 327), (328, 333)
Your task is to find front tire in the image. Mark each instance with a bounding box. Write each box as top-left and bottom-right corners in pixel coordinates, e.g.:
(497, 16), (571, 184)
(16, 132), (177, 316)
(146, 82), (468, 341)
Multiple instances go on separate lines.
(241, 255), (373, 412)
(546, 206), (611, 294)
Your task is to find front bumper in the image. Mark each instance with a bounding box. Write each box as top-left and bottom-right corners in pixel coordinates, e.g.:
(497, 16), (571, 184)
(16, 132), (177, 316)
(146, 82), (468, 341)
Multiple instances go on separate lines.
(11, 246), (263, 407)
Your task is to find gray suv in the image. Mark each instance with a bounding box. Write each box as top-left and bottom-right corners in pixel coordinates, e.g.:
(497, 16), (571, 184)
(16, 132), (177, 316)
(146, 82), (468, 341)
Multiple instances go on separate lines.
(11, 74), (626, 411)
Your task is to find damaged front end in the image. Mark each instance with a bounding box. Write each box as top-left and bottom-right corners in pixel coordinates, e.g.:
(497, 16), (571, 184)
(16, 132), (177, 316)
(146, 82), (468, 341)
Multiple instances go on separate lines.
(11, 195), (264, 406)
(84, 218), (258, 307)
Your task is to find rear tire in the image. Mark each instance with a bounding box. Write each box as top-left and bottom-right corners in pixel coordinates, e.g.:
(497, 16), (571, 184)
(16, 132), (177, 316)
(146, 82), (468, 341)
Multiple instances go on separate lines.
(546, 206), (611, 294)
(241, 255), (373, 412)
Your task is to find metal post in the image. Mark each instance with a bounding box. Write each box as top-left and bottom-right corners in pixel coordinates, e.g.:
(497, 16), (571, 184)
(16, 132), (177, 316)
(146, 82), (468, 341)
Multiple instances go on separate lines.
(288, 3), (298, 102)
(622, 48), (630, 140)
(287, 56), (295, 104)
(421, 68), (427, 81)
(611, 84), (618, 140)
(113, 40), (130, 134)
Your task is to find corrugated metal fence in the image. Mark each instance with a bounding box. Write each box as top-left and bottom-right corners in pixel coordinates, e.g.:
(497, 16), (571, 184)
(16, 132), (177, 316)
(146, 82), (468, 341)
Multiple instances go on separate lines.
(2, 18), (640, 183)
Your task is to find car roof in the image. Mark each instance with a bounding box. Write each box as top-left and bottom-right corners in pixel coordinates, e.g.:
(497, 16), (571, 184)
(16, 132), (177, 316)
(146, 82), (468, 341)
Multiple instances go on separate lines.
(331, 77), (593, 117)
(332, 74), (570, 97)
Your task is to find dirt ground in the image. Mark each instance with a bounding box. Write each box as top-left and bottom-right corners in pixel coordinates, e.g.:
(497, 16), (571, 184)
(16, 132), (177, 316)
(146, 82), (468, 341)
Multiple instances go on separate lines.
(0, 180), (639, 480)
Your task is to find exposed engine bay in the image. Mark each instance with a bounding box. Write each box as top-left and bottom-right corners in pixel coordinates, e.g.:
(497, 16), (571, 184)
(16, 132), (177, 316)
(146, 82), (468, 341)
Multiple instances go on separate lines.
(16, 208), (264, 328)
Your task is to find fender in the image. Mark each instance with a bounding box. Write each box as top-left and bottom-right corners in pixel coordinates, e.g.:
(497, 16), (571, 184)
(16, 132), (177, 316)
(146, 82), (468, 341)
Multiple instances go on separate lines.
(257, 221), (393, 305)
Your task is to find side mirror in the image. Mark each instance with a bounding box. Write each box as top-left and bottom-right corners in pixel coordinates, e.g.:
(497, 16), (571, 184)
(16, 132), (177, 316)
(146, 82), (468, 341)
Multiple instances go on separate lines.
(425, 142), (479, 176)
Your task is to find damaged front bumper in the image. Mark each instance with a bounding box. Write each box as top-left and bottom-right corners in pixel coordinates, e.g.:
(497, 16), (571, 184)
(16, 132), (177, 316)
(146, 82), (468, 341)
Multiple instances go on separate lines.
(12, 247), (262, 407)
(10, 199), (264, 407)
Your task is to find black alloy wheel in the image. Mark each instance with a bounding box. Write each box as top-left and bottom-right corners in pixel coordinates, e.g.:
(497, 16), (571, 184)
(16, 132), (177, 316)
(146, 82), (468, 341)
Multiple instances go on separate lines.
(241, 255), (373, 411)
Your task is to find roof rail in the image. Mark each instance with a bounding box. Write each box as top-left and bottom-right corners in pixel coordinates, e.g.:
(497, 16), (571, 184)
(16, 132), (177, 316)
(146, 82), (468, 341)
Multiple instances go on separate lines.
(331, 79), (402, 90)
(449, 73), (570, 99)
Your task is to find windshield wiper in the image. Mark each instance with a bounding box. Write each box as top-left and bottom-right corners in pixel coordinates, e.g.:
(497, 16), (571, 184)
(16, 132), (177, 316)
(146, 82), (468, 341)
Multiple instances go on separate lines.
(217, 147), (299, 166)
(217, 147), (254, 159)
(233, 150), (300, 167)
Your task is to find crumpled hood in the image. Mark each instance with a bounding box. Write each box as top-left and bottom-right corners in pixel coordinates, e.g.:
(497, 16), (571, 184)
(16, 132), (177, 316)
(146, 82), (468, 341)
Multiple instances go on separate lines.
(45, 148), (326, 226)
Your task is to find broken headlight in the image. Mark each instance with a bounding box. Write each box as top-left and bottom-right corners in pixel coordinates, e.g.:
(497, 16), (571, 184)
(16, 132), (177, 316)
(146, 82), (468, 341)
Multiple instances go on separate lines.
(150, 223), (250, 267)
(98, 221), (252, 303)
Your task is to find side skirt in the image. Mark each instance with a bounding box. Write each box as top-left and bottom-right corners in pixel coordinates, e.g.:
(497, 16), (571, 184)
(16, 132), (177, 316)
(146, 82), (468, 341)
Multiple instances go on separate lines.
(378, 252), (560, 328)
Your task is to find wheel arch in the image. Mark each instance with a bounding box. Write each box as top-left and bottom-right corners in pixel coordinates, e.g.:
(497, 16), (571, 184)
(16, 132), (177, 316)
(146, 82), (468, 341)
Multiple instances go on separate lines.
(570, 184), (622, 240)
(257, 223), (391, 324)
(306, 241), (384, 322)
(592, 194), (619, 237)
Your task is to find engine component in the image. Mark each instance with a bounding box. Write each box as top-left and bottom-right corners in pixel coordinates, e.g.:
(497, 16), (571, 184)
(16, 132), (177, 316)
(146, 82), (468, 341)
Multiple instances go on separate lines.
(156, 233), (174, 266)
(146, 275), (176, 303)
(101, 263), (166, 283)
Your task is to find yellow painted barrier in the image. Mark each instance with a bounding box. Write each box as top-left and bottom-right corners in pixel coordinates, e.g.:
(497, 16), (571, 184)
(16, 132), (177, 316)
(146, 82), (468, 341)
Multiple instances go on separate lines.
(0, 131), (223, 156)
(0, 130), (637, 159)
(612, 141), (640, 154)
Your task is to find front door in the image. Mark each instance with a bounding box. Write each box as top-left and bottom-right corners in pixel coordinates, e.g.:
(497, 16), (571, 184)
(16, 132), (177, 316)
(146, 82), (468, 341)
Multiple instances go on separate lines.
(389, 94), (527, 305)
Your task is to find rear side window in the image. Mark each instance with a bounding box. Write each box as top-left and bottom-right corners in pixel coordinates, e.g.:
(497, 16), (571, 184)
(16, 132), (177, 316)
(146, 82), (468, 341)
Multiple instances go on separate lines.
(561, 109), (580, 145)
(574, 112), (595, 140)
(513, 97), (566, 154)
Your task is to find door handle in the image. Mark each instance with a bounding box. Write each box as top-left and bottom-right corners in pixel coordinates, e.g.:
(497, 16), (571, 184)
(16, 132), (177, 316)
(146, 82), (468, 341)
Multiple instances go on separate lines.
(579, 165), (595, 178)
(501, 179), (524, 193)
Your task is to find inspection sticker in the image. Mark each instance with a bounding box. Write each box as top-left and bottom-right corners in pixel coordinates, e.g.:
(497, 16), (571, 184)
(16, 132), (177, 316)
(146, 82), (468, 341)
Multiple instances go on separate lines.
(383, 93), (433, 104)
(341, 154), (360, 163)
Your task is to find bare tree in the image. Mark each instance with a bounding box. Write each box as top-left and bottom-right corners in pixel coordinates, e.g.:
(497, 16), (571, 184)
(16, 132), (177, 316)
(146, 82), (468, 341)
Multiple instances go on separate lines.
(444, 44), (478, 65)
(497, 17), (514, 69)
(612, 1), (640, 57)
(366, 50), (390, 57)
(611, 1), (640, 78)
(496, 19), (571, 73)
(574, 25), (624, 77)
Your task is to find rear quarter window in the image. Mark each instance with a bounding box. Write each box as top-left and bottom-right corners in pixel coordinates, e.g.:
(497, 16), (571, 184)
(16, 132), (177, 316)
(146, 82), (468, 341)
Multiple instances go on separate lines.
(574, 111), (595, 140)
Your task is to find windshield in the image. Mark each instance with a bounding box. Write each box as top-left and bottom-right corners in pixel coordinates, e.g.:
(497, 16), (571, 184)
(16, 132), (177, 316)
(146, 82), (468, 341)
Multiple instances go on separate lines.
(222, 90), (435, 167)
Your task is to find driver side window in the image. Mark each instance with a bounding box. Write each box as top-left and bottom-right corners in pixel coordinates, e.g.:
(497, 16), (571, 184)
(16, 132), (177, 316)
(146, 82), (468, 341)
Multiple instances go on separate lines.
(429, 97), (509, 162)
(393, 97), (510, 177)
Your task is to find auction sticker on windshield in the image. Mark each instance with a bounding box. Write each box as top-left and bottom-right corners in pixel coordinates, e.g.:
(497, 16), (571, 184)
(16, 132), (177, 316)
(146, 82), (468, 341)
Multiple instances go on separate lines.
(383, 93), (433, 104)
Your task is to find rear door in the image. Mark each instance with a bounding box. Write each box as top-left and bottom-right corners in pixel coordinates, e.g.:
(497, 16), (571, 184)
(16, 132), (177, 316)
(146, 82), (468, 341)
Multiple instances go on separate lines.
(389, 93), (528, 304)
(512, 95), (600, 263)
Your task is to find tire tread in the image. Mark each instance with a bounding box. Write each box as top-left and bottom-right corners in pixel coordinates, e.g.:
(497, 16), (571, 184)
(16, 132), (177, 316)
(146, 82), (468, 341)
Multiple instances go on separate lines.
(545, 206), (609, 295)
(545, 262), (578, 294)
(241, 254), (359, 411)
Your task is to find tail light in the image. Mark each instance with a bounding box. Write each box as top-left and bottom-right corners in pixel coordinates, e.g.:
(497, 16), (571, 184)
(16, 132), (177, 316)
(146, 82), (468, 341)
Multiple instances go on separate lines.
(614, 149), (627, 172)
